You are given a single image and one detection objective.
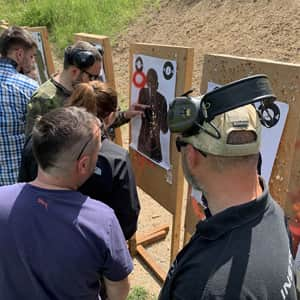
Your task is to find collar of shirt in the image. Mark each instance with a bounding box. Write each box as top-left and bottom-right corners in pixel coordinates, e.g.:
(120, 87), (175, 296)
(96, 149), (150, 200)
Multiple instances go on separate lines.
(0, 57), (18, 70)
(50, 74), (72, 98)
(195, 177), (270, 241)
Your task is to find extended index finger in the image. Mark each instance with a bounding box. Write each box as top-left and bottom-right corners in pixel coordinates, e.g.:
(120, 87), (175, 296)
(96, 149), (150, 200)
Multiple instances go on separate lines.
(133, 103), (150, 110)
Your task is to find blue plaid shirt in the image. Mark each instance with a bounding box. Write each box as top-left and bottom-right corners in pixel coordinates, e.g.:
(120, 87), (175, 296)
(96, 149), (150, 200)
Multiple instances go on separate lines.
(0, 58), (38, 185)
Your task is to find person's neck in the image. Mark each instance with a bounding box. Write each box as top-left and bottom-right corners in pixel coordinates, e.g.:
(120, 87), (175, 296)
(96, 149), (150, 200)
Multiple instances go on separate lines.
(30, 170), (77, 191)
(55, 71), (73, 92)
(5, 54), (20, 71)
(204, 171), (262, 216)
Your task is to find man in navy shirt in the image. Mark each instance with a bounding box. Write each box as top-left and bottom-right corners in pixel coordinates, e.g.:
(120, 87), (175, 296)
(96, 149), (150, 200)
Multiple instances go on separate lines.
(0, 107), (133, 300)
(159, 104), (297, 300)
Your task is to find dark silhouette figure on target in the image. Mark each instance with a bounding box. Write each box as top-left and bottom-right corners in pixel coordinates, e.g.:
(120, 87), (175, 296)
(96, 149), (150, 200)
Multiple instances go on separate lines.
(137, 68), (168, 163)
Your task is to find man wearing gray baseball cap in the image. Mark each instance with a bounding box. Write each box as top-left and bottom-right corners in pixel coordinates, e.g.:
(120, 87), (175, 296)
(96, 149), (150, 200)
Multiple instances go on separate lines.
(159, 77), (297, 300)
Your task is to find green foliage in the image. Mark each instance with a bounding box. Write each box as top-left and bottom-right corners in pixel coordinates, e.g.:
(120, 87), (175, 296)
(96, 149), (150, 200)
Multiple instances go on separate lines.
(127, 286), (154, 300)
(0, 0), (160, 55)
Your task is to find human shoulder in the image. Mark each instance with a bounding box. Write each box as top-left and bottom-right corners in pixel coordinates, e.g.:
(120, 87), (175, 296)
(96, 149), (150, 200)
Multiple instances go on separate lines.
(0, 59), (38, 90)
(78, 196), (126, 242)
(3, 71), (38, 94)
(31, 79), (58, 100)
(26, 79), (66, 131)
(100, 139), (128, 161)
(0, 183), (27, 210)
(138, 87), (147, 94)
(0, 182), (26, 194)
(99, 140), (130, 179)
(83, 195), (116, 218)
(268, 192), (284, 215)
(14, 73), (39, 91)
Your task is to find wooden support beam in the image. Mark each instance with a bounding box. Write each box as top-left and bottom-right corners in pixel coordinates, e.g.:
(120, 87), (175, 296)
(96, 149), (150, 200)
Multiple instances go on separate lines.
(135, 225), (169, 248)
(136, 245), (166, 283)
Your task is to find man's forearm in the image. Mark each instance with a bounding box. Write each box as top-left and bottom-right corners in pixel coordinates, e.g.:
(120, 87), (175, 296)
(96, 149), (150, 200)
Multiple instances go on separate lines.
(110, 111), (130, 129)
(104, 276), (130, 300)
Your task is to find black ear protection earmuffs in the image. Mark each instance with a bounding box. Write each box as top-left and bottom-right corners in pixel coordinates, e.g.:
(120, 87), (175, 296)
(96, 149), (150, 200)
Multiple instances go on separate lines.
(168, 75), (279, 137)
(64, 46), (96, 69)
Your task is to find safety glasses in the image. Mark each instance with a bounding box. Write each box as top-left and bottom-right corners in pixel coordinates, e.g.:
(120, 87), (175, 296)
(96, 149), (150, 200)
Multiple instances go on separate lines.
(82, 70), (99, 81)
(76, 125), (101, 160)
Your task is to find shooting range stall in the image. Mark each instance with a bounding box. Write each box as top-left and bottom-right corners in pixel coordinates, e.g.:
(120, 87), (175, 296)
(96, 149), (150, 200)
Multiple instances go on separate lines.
(184, 54), (300, 248)
(129, 42), (194, 282)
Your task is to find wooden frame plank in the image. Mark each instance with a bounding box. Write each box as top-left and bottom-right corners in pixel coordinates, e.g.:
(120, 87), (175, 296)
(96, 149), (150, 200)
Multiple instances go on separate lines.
(26, 26), (55, 83)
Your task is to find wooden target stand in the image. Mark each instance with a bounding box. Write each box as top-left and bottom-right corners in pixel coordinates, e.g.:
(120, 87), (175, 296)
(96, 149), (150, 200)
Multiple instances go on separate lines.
(74, 33), (123, 146)
(0, 20), (8, 33)
(183, 54), (300, 245)
(128, 43), (194, 282)
(26, 26), (55, 84)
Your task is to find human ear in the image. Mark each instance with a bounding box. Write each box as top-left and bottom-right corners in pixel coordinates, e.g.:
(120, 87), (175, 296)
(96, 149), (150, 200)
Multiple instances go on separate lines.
(15, 48), (24, 65)
(185, 144), (201, 169)
(71, 66), (81, 78)
(77, 155), (91, 176)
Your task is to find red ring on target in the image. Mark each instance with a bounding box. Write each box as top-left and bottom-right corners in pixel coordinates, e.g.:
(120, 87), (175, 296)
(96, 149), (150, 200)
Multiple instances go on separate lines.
(132, 71), (146, 88)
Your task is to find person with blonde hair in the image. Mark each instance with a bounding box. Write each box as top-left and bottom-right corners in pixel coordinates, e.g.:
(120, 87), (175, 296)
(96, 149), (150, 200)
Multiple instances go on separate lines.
(19, 80), (140, 241)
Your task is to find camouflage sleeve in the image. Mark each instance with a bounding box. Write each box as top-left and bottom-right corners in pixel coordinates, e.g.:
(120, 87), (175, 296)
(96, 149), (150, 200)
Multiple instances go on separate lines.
(25, 95), (44, 137)
(110, 110), (130, 129)
(25, 94), (63, 137)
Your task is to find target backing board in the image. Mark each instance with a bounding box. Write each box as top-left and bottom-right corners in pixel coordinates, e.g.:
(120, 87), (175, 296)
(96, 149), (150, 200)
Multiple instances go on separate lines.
(129, 43), (194, 261)
(184, 54), (300, 242)
(26, 27), (55, 84)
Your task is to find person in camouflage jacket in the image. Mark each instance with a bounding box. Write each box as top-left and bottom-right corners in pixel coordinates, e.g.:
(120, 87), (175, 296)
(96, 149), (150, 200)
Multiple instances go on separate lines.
(25, 40), (147, 138)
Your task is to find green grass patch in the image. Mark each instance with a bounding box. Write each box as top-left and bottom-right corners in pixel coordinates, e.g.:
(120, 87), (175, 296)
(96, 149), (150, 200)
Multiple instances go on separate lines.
(127, 286), (155, 300)
(0, 0), (159, 55)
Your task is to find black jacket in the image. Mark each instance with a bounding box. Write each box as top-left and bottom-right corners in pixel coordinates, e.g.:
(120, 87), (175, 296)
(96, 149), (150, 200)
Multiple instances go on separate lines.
(159, 179), (297, 300)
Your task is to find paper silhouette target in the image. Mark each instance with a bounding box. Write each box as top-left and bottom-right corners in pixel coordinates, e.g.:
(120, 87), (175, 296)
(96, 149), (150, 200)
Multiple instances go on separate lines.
(130, 54), (177, 170)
